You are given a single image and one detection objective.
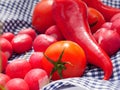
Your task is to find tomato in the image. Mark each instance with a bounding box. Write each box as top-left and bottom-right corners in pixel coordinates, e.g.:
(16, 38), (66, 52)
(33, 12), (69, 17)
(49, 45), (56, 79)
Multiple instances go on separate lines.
(5, 78), (29, 90)
(41, 41), (86, 80)
(88, 7), (105, 33)
(32, 0), (55, 33)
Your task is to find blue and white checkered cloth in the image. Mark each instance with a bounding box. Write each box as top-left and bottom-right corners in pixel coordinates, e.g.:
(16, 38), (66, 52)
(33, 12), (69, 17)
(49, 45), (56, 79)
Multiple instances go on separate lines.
(0, 0), (120, 90)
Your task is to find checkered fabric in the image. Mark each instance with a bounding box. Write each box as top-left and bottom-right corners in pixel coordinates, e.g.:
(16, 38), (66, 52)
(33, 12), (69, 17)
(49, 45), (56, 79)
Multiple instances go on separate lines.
(0, 0), (120, 90)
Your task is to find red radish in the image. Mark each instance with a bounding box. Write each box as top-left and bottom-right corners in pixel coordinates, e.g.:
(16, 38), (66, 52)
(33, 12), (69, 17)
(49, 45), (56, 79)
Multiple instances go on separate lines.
(111, 18), (120, 34)
(6, 59), (32, 78)
(1, 32), (14, 42)
(101, 22), (112, 29)
(5, 78), (29, 90)
(93, 28), (120, 56)
(0, 51), (8, 72)
(11, 34), (32, 54)
(29, 52), (43, 69)
(45, 25), (64, 40)
(0, 73), (10, 90)
(110, 13), (120, 22)
(18, 28), (36, 40)
(24, 68), (49, 90)
(0, 38), (13, 58)
(33, 34), (57, 52)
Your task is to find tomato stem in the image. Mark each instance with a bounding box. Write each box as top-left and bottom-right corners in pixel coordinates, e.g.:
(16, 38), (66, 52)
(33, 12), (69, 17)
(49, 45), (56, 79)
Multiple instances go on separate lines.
(43, 48), (67, 80)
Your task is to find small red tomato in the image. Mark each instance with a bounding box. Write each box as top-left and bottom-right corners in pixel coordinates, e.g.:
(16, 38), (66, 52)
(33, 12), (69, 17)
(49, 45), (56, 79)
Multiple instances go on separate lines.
(110, 13), (120, 22)
(33, 34), (57, 52)
(5, 78), (29, 90)
(42, 41), (86, 80)
(0, 73), (10, 90)
(0, 38), (13, 58)
(24, 69), (49, 90)
(29, 52), (43, 69)
(0, 51), (8, 72)
(6, 59), (32, 78)
(45, 25), (64, 40)
(18, 28), (36, 40)
(101, 22), (112, 30)
(32, 0), (55, 33)
(11, 34), (32, 54)
(88, 7), (105, 33)
(1, 32), (14, 42)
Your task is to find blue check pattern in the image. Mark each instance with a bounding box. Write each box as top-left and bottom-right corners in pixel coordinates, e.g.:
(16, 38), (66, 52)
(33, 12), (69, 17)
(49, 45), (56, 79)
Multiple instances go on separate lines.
(0, 0), (120, 90)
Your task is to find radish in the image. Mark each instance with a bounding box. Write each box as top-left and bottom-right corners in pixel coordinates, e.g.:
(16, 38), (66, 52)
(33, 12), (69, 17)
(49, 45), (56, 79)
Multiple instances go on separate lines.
(33, 34), (57, 52)
(11, 34), (32, 54)
(0, 38), (13, 58)
(5, 78), (29, 90)
(1, 32), (14, 42)
(18, 28), (36, 40)
(24, 68), (49, 90)
(45, 25), (64, 40)
(93, 28), (120, 56)
(0, 73), (10, 90)
(6, 59), (32, 78)
(101, 22), (112, 29)
(110, 13), (120, 22)
(111, 18), (120, 34)
(0, 51), (8, 72)
(29, 52), (43, 69)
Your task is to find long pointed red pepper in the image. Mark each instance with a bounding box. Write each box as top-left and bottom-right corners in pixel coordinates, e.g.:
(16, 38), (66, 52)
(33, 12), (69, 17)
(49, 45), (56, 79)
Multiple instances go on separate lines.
(52, 0), (113, 80)
(82, 0), (120, 21)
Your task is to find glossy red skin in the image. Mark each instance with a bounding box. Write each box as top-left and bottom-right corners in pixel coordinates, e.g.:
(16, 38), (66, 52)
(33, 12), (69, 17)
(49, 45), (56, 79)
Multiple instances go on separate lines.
(1, 32), (14, 42)
(6, 59), (32, 78)
(0, 73), (10, 90)
(33, 34), (57, 52)
(29, 52), (43, 69)
(110, 13), (120, 22)
(32, 0), (55, 33)
(52, 0), (113, 80)
(101, 22), (112, 30)
(0, 51), (8, 72)
(11, 34), (32, 54)
(111, 19), (120, 34)
(88, 7), (105, 33)
(42, 41), (86, 80)
(82, 0), (120, 21)
(93, 28), (120, 56)
(45, 25), (64, 40)
(0, 38), (13, 58)
(5, 78), (29, 90)
(18, 28), (36, 40)
(24, 69), (49, 90)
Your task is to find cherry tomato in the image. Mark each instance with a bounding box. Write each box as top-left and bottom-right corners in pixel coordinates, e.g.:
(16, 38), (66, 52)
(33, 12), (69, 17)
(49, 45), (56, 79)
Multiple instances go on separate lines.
(41, 41), (86, 80)
(32, 0), (55, 33)
(88, 7), (105, 33)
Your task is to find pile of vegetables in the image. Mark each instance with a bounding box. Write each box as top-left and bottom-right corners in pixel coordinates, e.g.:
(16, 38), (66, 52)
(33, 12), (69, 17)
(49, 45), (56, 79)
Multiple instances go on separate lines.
(1, 0), (120, 90)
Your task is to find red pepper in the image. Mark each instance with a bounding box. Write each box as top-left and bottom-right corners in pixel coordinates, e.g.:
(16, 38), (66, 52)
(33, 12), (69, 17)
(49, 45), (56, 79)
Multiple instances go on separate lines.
(52, 0), (113, 80)
(82, 0), (120, 21)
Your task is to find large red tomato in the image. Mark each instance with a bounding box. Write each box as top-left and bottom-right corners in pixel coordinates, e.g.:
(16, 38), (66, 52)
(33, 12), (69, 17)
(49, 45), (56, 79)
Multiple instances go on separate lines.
(32, 0), (55, 33)
(88, 7), (105, 34)
(41, 41), (86, 80)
